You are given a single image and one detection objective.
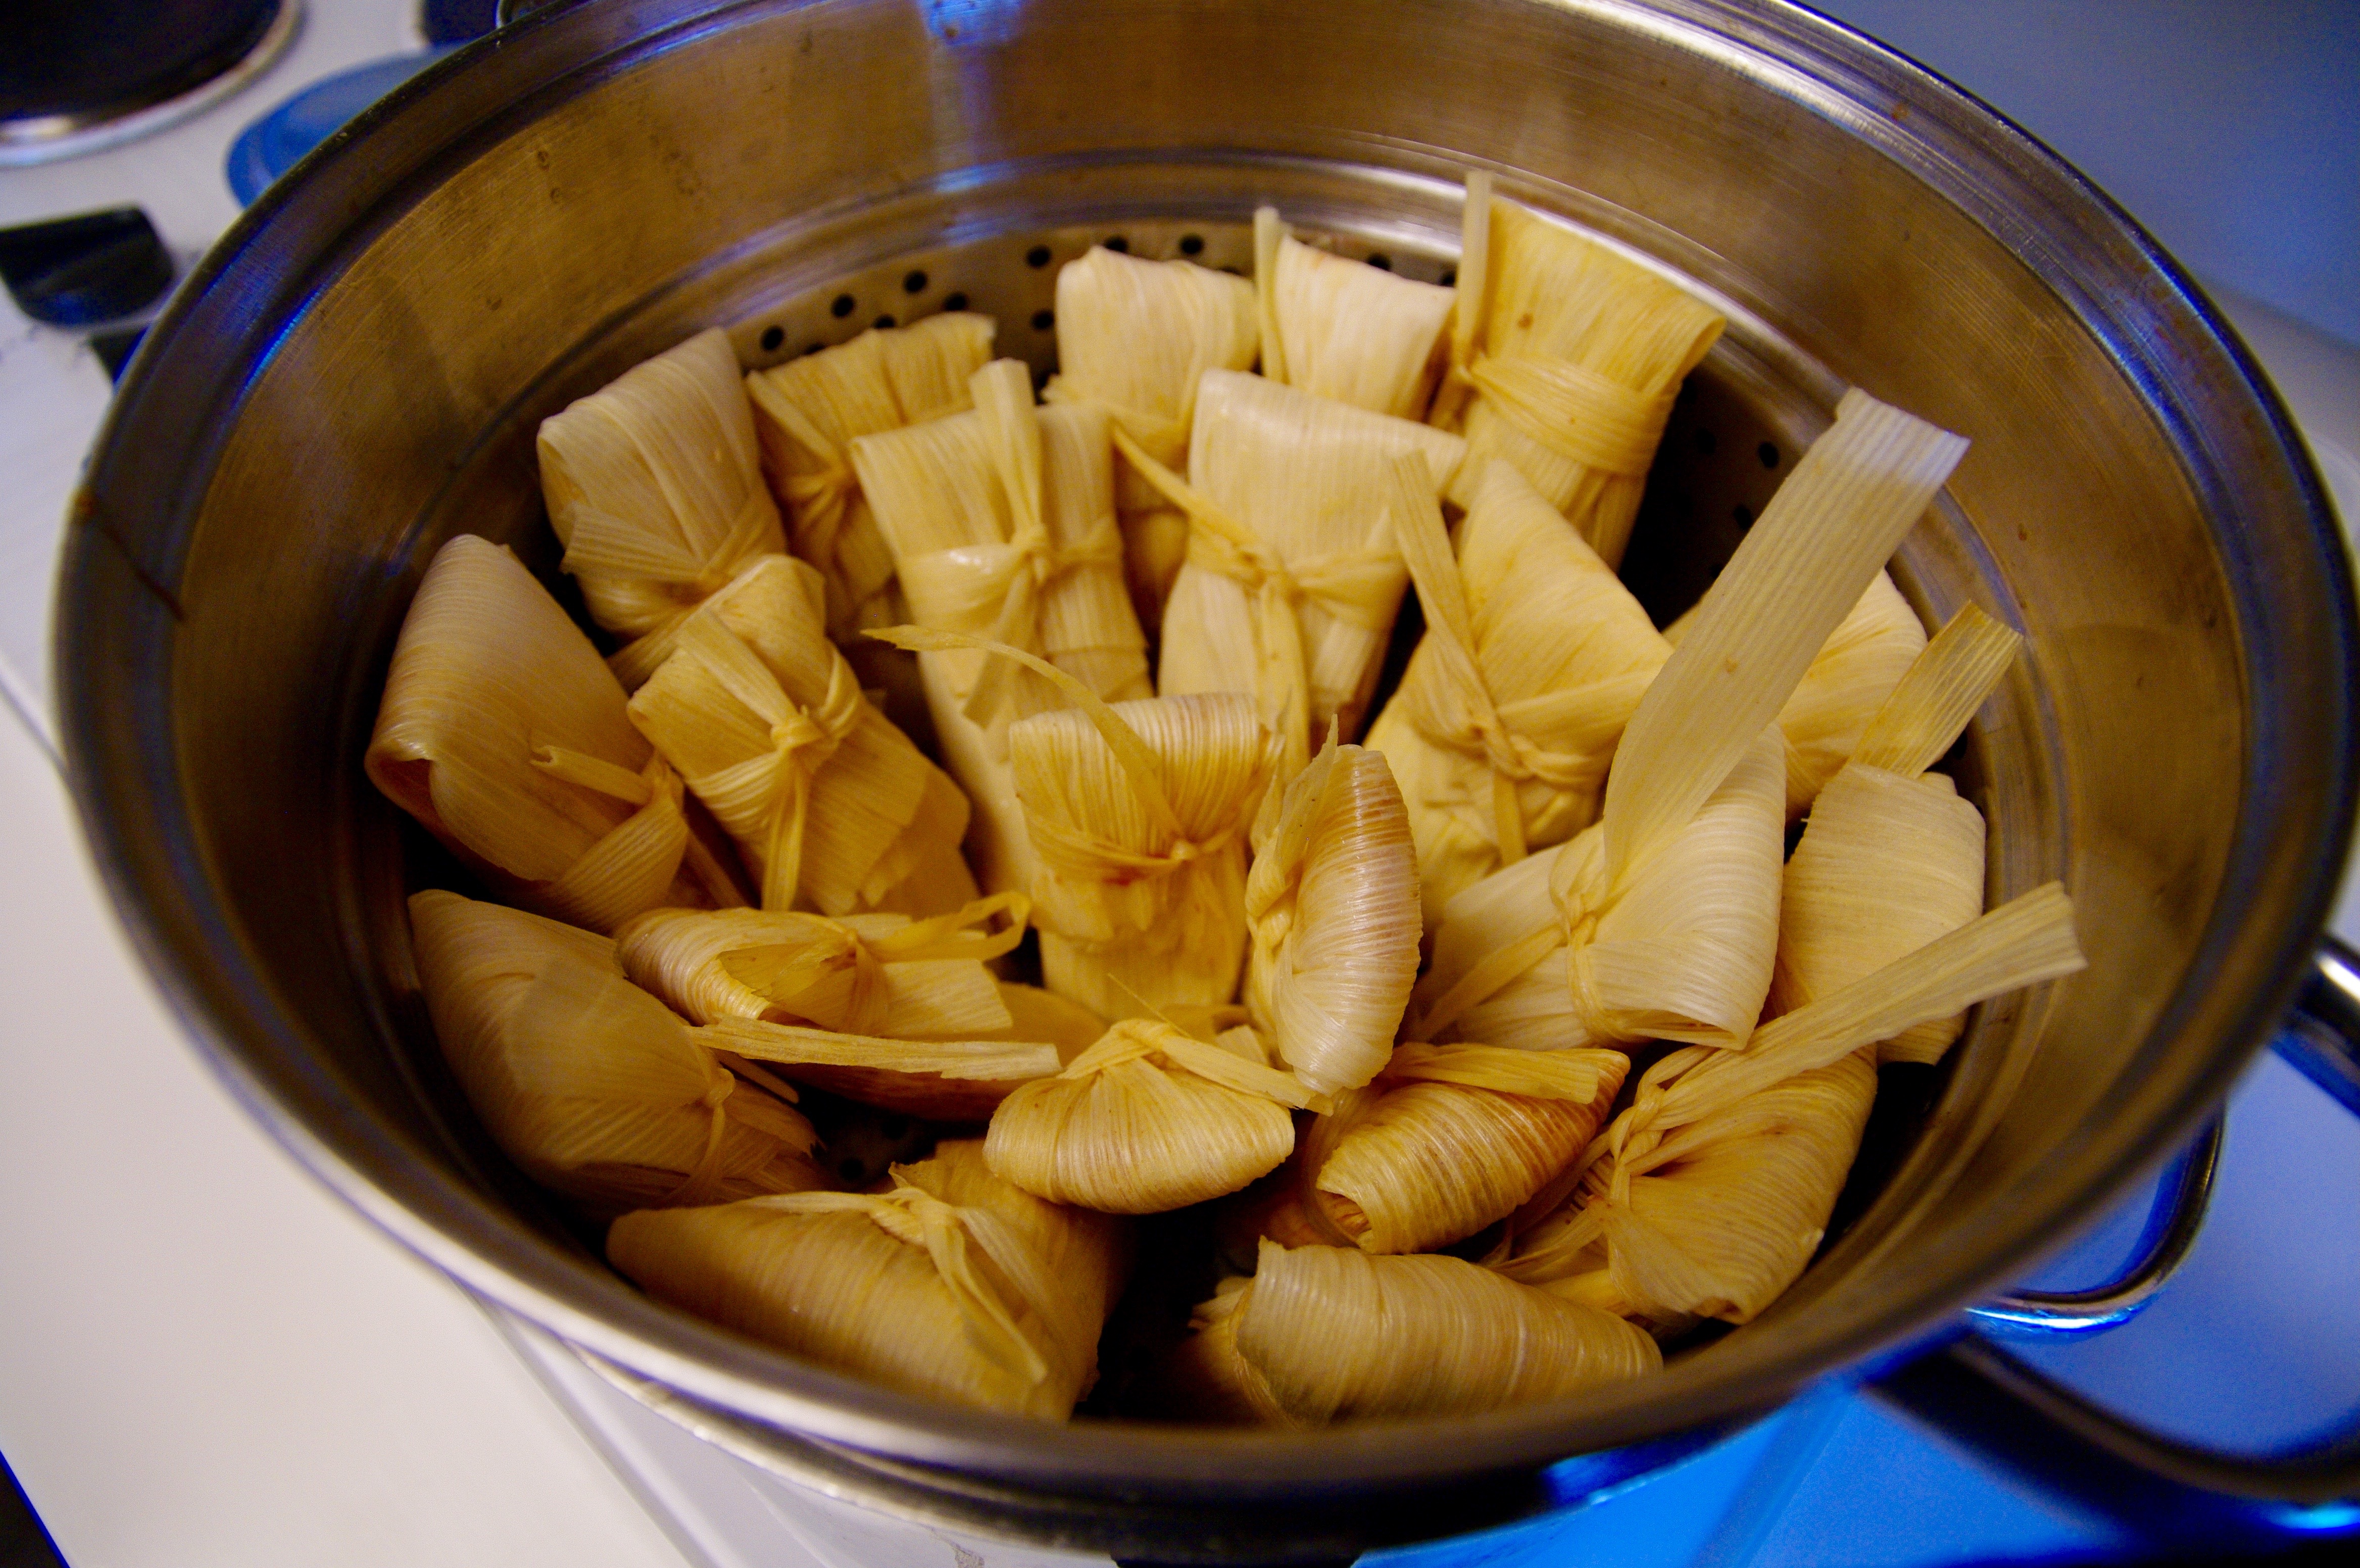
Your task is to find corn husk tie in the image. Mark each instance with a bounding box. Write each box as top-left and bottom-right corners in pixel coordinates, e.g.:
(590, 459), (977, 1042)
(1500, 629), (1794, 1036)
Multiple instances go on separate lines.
(1113, 423), (1400, 778)
(1310, 1044), (1629, 1254)
(719, 892), (1029, 1034)
(667, 611), (865, 910)
(1244, 730), (1421, 1097)
(536, 330), (786, 689)
(985, 1019), (1323, 1212)
(526, 741), (745, 930)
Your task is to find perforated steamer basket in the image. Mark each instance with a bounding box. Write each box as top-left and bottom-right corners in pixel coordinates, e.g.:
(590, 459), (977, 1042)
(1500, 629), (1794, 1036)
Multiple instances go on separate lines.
(54, 0), (2357, 1560)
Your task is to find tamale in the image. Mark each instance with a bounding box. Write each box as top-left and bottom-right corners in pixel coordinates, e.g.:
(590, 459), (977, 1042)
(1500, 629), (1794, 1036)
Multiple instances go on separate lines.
(984, 1019), (1322, 1213)
(1189, 1239), (1659, 1425)
(367, 534), (735, 934)
(1365, 459), (1669, 924)
(614, 893), (1024, 1035)
(624, 553), (976, 918)
(1504, 884), (2085, 1323)
(1310, 1045), (1629, 1254)
(608, 1145), (1121, 1418)
(1256, 209), (1456, 419)
(408, 890), (821, 1216)
(537, 329), (785, 688)
(854, 360), (1152, 895)
(1149, 367), (1466, 774)
(1772, 604), (2022, 1063)
(1244, 733), (1420, 1096)
(1044, 246), (1257, 635)
(744, 313), (997, 641)
(1671, 571), (1928, 819)
(1431, 180), (1725, 567)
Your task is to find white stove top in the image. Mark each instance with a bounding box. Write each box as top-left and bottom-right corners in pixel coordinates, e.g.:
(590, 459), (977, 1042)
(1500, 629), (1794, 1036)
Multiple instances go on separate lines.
(1, 5), (2353, 1567)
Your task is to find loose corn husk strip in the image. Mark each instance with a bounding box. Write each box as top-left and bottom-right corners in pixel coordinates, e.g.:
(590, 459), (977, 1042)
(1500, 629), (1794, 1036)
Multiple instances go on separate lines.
(1150, 367), (1466, 774)
(1772, 604), (2023, 1063)
(744, 313), (996, 640)
(537, 329), (786, 689)
(626, 555), (975, 917)
(1203, 1239), (1660, 1425)
(1602, 389), (1969, 891)
(614, 893), (1023, 1036)
(854, 361), (1152, 895)
(703, 1015), (1061, 1122)
(1256, 209), (1456, 419)
(368, 535), (733, 934)
(1409, 724), (1787, 1052)
(607, 1151), (1116, 1418)
(1431, 184), (1725, 568)
(1245, 733), (1421, 1097)
(1044, 246), (1258, 636)
(879, 625), (1273, 1021)
(1504, 885), (2084, 1321)
(1311, 1045), (1629, 1254)
(1365, 459), (1670, 924)
(409, 890), (821, 1216)
(984, 1019), (1322, 1213)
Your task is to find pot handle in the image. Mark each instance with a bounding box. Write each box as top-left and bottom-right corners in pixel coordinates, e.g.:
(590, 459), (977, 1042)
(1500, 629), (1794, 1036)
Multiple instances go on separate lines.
(1871, 938), (2360, 1528)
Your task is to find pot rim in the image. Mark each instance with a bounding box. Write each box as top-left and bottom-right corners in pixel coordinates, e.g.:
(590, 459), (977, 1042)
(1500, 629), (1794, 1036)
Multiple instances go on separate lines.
(54, 0), (2360, 1496)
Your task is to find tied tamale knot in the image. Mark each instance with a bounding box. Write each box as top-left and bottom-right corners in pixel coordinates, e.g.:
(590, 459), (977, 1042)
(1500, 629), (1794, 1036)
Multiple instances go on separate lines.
(663, 1064), (738, 1207)
(1464, 355), (1675, 481)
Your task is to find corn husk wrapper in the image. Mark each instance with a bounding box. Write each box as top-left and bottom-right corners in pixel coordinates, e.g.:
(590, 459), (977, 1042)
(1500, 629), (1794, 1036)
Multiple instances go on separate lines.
(608, 1142), (1121, 1419)
(1310, 1045), (1628, 1255)
(1365, 459), (1670, 925)
(1190, 1239), (1659, 1426)
(409, 890), (820, 1216)
(614, 893), (1023, 1037)
(1772, 604), (2022, 1063)
(854, 361), (1152, 894)
(1044, 247), (1257, 636)
(1245, 735), (1420, 1097)
(1150, 368), (1466, 774)
(1256, 210), (1455, 420)
(1431, 181), (1725, 567)
(702, 1015), (1060, 1122)
(990, 984), (1108, 1063)
(1674, 571), (1929, 819)
(367, 535), (735, 934)
(625, 554), (974, 918)
(537, 329), (785, 689)
(745, 313), (996, 639)
(1504, 883), (2085, 1322)
(1157, 1276), (1288, 1424)
(984, 1019), (1322, 1213)
(1410, 726), (1787, 1052)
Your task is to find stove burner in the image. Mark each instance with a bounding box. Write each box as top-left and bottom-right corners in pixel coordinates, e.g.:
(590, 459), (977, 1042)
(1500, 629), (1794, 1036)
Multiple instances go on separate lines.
(0, 0), (300, 167)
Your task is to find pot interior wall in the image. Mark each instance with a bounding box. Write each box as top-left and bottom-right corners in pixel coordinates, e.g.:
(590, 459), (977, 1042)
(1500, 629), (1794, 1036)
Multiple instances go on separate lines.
(60, 0), (2349, 1546)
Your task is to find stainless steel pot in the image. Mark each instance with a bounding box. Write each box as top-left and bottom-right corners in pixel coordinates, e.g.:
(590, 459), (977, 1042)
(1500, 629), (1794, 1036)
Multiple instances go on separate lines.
(55, 0), (2360, 1560)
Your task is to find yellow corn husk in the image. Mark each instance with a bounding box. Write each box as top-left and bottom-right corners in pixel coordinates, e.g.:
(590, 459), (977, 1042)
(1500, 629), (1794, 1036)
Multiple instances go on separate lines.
(744, 313), (997, 639)
(1365, 459), (1670, 924)
(1044, 246), (1257, 636)
(702, 1014), (1060, 1122)
(988, 984), (1108, 1062)
(614, 893), (1023, 1037)
(408, 890), (821, 1216)
(1256, 210), (1456, 419)
(853, 361), (1152, 895)
(1410, 725), (1787, 1052)
(983, 1019), (1322, 1213)
(1773, 604), (2023, 1063)
(1431, 181), (1725, 567)
(536, 329), (785, 689)
(1197, 1239), (1659, 1425)
(1149, 367), (1466, 773)
(895, 1139), (1130, 1344)
(367, 535), (734, 934)
(1245, 734), (1420, 1096)
(624, 554), (976, 918)
(1310, 1045), (1629, 1255)
(1508, 884), (2085, 1323)
(607, 1148), (1120, 1419)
